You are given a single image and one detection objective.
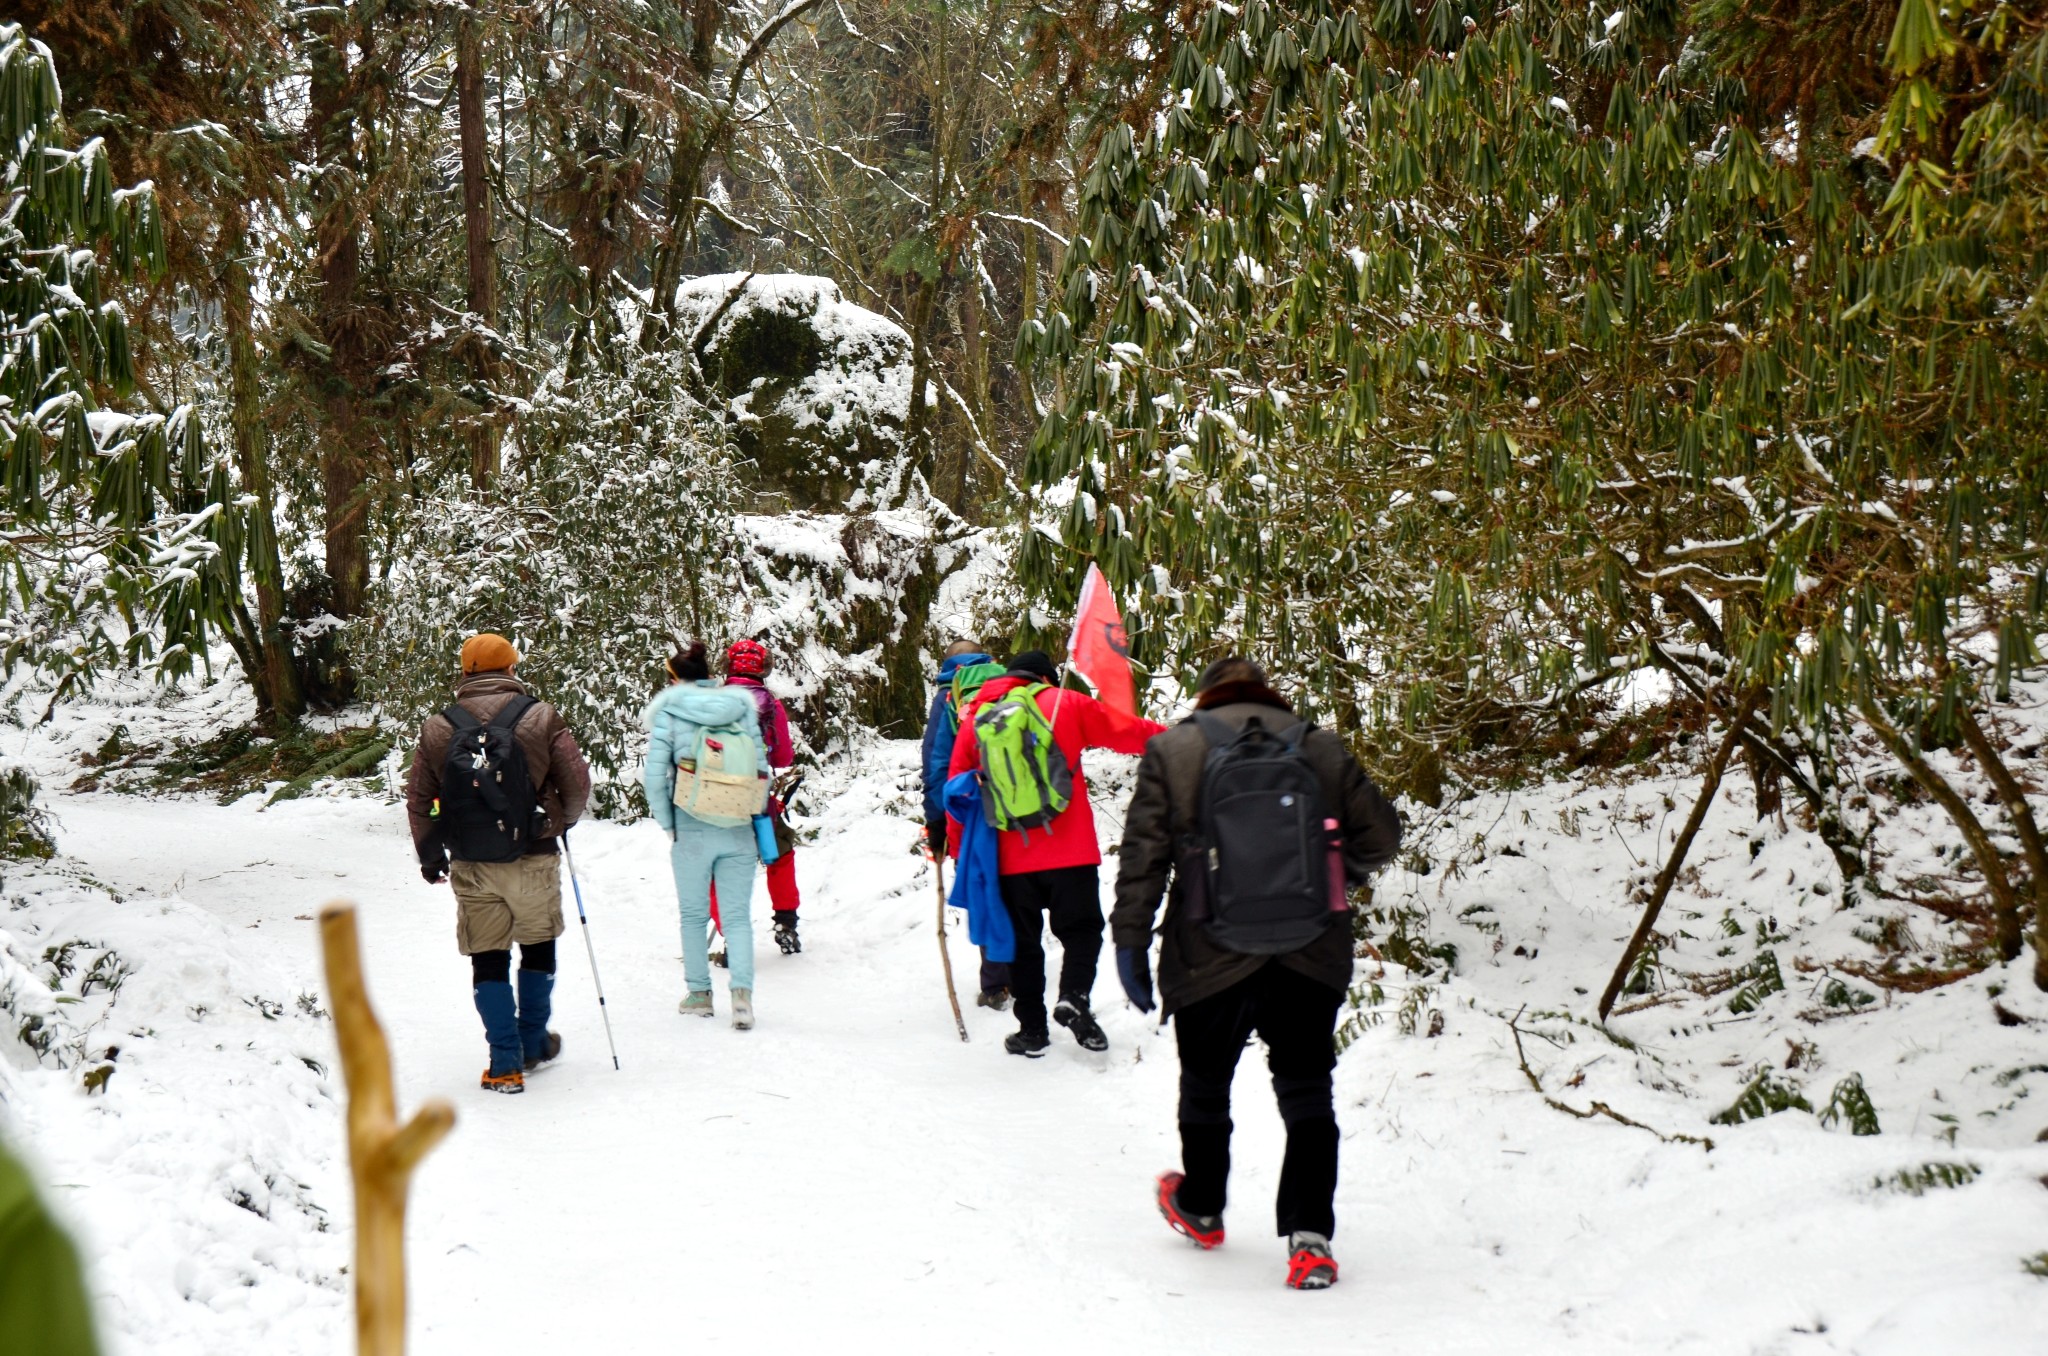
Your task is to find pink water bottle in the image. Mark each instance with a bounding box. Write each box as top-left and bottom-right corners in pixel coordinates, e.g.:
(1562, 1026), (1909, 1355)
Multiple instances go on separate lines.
(1325, 819), (1348, 912)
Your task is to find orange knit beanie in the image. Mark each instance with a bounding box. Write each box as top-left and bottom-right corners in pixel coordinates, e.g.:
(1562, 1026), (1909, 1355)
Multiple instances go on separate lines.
(460, 633), (520, 676)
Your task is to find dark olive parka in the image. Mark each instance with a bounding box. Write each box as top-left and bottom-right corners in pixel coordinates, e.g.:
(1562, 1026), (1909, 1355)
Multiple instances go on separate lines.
(1111, 686), (1404, 1015)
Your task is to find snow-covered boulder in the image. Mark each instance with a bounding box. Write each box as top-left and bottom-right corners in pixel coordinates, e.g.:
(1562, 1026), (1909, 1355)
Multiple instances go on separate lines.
(674, 273), (913, 508)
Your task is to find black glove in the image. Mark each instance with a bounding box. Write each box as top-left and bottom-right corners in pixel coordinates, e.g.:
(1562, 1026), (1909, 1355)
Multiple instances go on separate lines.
(1117, 946), (1155, 1014)
(419, 843), (450, 885)
(421, 862), (447, 885)
(927, 819), (948, 860)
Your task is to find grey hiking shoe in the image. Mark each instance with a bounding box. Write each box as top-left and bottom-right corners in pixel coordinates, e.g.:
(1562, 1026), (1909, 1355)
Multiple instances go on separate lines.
(1286, 1232), (1338, 1290)
(1053, 994), (1108, 1051)
(731, 987), (755, 1031)
(678, 990), (714, 1018)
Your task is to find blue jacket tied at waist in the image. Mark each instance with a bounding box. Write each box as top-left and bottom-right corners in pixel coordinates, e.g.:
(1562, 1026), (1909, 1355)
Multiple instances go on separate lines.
(943, 770), (1013, 963)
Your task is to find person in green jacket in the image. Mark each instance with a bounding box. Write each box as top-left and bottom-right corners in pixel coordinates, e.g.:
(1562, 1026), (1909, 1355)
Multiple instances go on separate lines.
(0, 1136), (101, 1356)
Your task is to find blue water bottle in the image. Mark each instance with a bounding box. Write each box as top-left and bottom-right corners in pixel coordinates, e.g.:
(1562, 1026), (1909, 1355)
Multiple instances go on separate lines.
(752, 813), (781, 865)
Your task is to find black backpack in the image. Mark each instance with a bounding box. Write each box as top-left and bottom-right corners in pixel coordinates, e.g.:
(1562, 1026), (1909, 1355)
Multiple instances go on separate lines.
(438, 696), (544, 863)
(1192, 712), (1339, 955)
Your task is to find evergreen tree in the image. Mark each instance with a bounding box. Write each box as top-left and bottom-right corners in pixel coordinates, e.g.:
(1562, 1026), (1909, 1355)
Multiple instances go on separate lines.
(1018, 0), (2048, 981)
(0, 24), (239, 686)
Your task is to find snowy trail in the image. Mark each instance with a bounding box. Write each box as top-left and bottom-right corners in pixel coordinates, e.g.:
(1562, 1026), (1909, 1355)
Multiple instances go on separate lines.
(41, 749), (1401, 1353)
(18, 735), (2048, 1355)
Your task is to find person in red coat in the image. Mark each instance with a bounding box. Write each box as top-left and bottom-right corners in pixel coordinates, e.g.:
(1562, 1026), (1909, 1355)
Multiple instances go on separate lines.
(948, 650), (1165, 1056)
(723, 639), (805, 954)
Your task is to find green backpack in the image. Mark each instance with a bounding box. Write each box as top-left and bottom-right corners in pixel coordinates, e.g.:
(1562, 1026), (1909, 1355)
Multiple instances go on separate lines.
(943, 660), (1007, 737)
(972, 682), (1074, 832)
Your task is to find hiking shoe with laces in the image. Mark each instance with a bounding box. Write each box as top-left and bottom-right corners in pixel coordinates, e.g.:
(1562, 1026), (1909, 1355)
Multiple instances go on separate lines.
(523, 1032), (563, 1072)
(480, 1069), (525, 1095)
(710, 947), (728, 969)
(1285, 1232), (1338, 1290)
(678, 990), (715, 1018)
(976, 987), (1011, 1011)
(773, 913), (801, 955)
(1053, 994), (1109, 1052)
(732, 987), (755, 1031)
(1004, 1027), (1050, 1058)
(1155, 1172), (1224, 1249)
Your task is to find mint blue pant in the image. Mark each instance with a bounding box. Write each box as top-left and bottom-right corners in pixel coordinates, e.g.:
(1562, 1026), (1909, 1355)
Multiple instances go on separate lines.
(672, 823), (759, 993)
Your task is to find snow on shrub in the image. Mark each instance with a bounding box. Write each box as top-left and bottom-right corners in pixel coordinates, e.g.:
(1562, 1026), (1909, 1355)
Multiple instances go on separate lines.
(357, 347), (962, 812)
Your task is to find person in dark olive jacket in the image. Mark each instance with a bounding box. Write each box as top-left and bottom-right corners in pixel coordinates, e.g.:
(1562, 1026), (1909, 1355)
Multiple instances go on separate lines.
(1111, 657), (1401, 1292)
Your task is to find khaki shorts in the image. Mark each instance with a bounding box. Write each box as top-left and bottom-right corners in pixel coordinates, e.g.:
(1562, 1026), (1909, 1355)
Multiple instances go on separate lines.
(451, 855), (566, 955)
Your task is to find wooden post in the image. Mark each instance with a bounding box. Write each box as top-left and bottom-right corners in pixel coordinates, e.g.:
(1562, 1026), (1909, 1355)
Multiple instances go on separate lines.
(320, 904), (456, 1356)
(934, 859), (969, 1042)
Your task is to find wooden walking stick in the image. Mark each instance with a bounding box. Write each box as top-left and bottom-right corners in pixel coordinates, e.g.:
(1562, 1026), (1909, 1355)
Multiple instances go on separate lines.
(934, 856), (969, 1042)
(320, 904), (456, 1356)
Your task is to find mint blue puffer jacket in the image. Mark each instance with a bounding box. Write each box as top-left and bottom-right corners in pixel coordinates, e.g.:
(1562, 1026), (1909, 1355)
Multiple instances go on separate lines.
(642, 681), (759, 833)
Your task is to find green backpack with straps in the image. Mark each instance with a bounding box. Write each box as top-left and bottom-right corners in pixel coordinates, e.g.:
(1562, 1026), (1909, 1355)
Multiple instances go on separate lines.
(943, 660), (1006, 736)
(972, 682), (1074, 832)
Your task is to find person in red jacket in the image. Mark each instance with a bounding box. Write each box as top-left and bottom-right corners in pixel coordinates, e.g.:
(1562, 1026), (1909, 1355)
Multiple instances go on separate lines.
(721, 638), (806, 954)
(948, 650), (1165, 1056)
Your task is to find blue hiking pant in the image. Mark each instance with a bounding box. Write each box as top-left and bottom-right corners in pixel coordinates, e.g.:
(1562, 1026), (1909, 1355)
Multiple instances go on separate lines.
(671, 823), (759, 993)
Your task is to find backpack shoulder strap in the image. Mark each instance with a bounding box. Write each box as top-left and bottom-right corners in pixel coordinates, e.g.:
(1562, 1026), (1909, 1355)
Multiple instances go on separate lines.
(443, 703), (482, 732)
(487, 694), (539, 732)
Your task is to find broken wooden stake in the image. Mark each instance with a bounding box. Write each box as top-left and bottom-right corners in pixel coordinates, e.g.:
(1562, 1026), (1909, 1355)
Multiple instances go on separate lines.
(320, 903), (455, 1356)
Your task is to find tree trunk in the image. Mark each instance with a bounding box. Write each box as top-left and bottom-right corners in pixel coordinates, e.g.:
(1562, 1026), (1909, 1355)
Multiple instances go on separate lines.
(310, 15), (372, 625)
(1858, 689), (2027, 960)
(222, 210), (305, 726)
(640, 140), (706, 349)
(456, 4), (501, 489)
(1956, 705), (2048, 988)
(1599, 686), (1763, 1019)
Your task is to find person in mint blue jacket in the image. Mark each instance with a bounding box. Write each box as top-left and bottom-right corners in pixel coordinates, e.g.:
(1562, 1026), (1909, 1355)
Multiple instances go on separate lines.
(644, 640), (766, 1030)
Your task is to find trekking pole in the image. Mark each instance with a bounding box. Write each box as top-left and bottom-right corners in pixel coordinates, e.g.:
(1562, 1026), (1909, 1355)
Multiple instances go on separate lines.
(933, 853), (969, 1043)
(561, 832), (621, 1071)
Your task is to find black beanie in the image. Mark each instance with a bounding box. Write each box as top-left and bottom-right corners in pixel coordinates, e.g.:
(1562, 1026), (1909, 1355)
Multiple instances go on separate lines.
(1005, 650), (1059, 683)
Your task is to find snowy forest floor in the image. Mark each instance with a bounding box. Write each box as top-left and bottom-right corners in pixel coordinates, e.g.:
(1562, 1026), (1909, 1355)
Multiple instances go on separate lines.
(4, 674), (2048, 1355)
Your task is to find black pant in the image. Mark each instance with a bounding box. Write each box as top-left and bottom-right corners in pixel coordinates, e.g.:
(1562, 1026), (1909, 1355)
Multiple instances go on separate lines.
(469, 940), (557, 985)
(999, 864), (1103, 1031)
(1173, 963), (1345, 1238)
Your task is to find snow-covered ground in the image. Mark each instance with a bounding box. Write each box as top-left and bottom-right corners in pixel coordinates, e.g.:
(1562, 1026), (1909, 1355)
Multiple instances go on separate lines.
(4, 676), (2047, 1355)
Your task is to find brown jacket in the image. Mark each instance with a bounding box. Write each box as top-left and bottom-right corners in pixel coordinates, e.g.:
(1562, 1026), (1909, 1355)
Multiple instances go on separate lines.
(1112, 688), (1403, 1015)
(407, 672), (592, 860)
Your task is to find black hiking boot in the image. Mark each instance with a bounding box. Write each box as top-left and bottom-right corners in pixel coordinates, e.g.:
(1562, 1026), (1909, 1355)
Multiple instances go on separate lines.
(773, 911), (801, 955)
(1053, 994), (1109, 1052)
(976, 986), (1011, 1011)
(523, 1031), (563, 1072)
(1004, 1026), (1051, 1058)
(711, 947), (728, 969)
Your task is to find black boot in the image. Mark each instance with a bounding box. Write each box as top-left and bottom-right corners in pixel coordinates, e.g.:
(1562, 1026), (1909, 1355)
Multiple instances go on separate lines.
(773, 910), (801, 955)
(1054, 993), (1109, 1051)
(1004, 1026), (1050, 1058)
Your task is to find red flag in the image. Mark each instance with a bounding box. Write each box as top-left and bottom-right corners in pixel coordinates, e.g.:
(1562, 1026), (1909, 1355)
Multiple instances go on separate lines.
(1069, 563), (1136, 717)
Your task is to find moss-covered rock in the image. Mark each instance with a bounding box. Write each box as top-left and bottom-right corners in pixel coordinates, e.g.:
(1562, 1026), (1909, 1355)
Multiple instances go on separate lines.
(675, 273), (913, 509)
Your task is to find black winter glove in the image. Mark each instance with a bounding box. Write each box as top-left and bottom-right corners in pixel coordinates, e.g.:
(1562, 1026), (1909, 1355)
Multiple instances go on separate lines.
(421, 862), (448, 885)
(419, 842), (450, 885)
(1117, 946), (1155, 1014)
(927, 819), (949, 860)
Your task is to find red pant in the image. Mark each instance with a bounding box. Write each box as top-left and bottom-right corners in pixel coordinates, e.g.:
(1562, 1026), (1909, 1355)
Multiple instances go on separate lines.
(709, 850), (800, 931)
